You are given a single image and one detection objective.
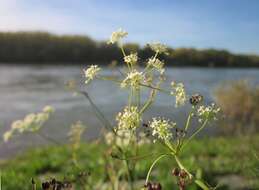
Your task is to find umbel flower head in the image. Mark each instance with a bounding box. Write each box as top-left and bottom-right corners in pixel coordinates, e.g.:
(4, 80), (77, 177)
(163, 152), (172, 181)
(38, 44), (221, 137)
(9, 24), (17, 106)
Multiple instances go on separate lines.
(121, 70), (144, 90)
(197, 103), (220, 123)
(148, 42), (168, 54)
(149, 118), (176, 142)
(171, 82), (187, 107)
(3, 106), (54, 142)
(108, 28), (128, 44)
(147, 57), (165, 74)
(84, 65), (101, 84)
(124, 53), (138, 65)
(116, 106), (141, 130)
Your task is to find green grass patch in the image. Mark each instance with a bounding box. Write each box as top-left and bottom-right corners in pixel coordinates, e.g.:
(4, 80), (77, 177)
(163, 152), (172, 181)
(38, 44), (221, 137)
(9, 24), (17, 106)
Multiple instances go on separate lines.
(0, 135), (258, 190)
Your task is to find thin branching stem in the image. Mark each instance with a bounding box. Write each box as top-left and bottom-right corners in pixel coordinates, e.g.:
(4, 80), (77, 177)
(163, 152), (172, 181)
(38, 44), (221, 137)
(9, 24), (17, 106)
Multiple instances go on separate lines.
(79, 91), (115, 134)
(181, 119), (209, 150)
(145, 154), (171, 184)
(37, 131), (62, 145)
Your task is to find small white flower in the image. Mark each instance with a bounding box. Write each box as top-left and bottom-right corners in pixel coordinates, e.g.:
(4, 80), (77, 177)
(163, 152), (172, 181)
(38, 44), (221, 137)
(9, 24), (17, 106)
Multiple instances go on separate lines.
(197, 103), (220, 123)
(148, 42), (168, 54)
(149, 118), (176, 142)
(11, 120), (23, 130)
(84, 65), (101, 84)
(43, 105), (55, 113)
(147, 57), (165, 74)
(116, 106), (141, 130)
(3, 131), (13, 142)
(121, 70), (144, 90)
(108, 28), (128, 44)
(124, 53), (138, 65)
(171, 82), (187, 107)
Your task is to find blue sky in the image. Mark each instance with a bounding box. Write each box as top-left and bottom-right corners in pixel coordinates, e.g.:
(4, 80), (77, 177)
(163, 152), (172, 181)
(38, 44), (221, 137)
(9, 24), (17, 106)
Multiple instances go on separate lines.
(1, 0), (259, 54)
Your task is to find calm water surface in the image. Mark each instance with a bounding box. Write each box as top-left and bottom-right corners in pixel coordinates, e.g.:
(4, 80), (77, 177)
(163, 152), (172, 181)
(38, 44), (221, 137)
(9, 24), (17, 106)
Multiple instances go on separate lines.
(0, 64), (259, 158)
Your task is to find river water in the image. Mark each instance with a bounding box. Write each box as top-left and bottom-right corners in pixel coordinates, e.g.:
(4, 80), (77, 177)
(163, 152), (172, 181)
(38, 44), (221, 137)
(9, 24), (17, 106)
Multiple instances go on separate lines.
(0, 64), (259, 158)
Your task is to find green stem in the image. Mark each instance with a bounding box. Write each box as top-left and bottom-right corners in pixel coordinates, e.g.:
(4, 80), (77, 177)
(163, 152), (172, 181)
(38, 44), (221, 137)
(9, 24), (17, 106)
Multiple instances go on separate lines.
(194, 180), (210, 190)
(140, 90), (156, 114)
(31, 178), (36, 190)
(174, 155), (211, 190)
(181, 119), (209, 151)
(79, 91), (115, 134)
(124, 159), (134, 190)
(137, 89), (140, 109)
(174, 155), (193, 179)
(119, 45), (131, 70)
(37, 132), (61, 145)
(145, 154), (170, 184)
(0, 171), (2, 190)
(139, 83), (171, 95)
(184, 108), (194, 131)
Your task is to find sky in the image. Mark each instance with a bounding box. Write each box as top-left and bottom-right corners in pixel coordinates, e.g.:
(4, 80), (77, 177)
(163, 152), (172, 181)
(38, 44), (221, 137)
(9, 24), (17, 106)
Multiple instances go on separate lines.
(1, 0), (259, 54)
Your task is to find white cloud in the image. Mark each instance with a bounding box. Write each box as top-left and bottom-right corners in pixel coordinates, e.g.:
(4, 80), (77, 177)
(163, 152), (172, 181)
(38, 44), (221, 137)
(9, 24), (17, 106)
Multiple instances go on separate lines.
(0, 0), (75, 33)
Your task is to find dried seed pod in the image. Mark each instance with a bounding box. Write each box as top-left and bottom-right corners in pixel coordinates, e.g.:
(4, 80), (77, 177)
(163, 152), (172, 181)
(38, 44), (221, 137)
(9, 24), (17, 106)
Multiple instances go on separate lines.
(189, 94), (203, 106)
(175, 128), (186, 138)
(144, 182), (162, 190)
(172, 167), (180, 176)
(42, 182), (50, 190)
(179, 169), (188, 178)
(142, 123), (149, 128)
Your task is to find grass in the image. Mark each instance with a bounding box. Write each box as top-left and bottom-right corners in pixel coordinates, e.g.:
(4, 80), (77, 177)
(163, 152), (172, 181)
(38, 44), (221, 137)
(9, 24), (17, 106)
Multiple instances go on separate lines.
(0, 135), (258, 190)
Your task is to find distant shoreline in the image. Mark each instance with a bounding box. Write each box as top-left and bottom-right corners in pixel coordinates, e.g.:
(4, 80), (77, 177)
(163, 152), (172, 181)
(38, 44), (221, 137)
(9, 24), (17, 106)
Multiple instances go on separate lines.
(1, 62), (259, 68)
(1, 31), (259, 67)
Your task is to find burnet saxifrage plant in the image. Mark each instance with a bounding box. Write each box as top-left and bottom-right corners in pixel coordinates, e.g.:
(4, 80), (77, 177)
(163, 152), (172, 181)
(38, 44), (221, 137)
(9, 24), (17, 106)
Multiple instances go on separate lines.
(84, 28), (220, 190)
(3, 28), (220, 190)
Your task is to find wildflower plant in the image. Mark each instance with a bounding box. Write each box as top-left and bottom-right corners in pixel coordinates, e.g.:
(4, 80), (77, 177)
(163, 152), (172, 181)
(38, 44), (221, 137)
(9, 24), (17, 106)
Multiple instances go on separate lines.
(2, 29), (221, 190)
(80, 29), (220, 190)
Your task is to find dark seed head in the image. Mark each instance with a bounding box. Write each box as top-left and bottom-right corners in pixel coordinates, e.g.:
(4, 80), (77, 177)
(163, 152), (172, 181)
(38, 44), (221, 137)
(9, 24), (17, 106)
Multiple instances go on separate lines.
(189, 94), (203, 106)
(172, 167), (180, 176)
(175, 128), (186, 138)
(143, 123), (149, 128)
(42, 182), (50, 190)
(153, 183), (162, 190)
(179, 169), (188, 178)
(145, 182), (162, 190)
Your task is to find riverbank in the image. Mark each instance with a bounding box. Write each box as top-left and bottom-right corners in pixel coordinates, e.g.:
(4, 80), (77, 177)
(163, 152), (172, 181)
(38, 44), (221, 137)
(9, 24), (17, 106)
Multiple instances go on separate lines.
(1, 135), (258, 189)
(1, 31), (259, 67)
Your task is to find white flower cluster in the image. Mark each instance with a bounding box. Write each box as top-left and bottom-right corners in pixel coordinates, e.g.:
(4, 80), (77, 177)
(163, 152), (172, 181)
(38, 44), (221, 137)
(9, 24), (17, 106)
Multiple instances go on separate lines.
(197, 103), (220, 123)
(3, 106), (54, 142)
(124, 53), (138, 65)
(84, 65), (101, 84)
(149, 118), (176, 142)
(171, 82), (187, 107)
(147, 57), (165, 74)
(68, 121), (85, 150)
(116, 106), (141, 130)
(108, 28), (128, 44)
(121, 70), (144, 90)
(148, 42), (168, 54)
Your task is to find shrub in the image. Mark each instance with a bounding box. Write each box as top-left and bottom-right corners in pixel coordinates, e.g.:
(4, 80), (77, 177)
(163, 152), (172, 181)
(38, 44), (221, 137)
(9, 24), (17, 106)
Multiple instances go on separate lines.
(215, 80), (259, 135)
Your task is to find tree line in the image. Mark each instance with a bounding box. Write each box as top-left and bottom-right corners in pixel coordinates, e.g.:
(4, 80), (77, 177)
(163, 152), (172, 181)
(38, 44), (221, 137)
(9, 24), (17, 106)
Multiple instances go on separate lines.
(0, 31), (259, 67)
